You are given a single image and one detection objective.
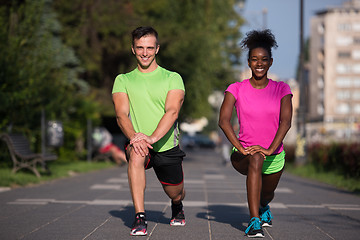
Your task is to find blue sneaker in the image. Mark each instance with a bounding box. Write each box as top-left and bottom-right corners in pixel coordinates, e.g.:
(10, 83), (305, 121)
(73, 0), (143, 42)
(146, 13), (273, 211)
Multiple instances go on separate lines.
(245, 217), (264, 238)
(259, 205), (273, 227)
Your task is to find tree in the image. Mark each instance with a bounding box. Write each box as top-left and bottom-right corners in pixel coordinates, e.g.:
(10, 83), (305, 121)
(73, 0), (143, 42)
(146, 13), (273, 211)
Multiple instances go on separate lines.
(0, 0), (97, 155)
(53, 0), (244, 120)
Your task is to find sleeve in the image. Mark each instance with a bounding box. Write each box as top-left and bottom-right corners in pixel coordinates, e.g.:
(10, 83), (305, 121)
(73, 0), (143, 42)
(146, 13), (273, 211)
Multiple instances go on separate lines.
(112, 74), (126, 94)
(225, 83), (239, 101)
(280, 82), (293, 99)
(169, 72), (185, 92)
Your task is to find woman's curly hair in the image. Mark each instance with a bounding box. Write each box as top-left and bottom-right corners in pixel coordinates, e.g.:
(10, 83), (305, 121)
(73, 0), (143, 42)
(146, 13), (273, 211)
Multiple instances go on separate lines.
(240, 29), (278, 59)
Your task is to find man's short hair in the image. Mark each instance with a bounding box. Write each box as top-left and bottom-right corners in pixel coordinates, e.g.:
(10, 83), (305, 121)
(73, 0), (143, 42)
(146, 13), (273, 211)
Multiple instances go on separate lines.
(131, 26), (159, 46)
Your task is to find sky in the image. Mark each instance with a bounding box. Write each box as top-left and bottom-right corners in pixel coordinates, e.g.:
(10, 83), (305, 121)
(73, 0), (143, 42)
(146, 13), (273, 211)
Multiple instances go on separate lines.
(239, 0), (348, 80)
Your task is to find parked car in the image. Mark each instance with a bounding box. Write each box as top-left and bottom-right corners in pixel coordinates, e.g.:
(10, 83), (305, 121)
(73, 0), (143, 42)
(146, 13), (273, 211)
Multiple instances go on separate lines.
(180, 134), (216, 149)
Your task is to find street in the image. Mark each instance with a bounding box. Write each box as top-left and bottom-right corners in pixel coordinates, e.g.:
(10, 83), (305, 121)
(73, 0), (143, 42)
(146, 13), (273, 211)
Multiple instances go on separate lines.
(0, 149), (359, 240)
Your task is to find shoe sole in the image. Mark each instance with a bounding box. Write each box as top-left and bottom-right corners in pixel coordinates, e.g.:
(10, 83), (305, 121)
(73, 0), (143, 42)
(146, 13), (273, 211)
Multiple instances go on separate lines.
(170, 222), (186, 226)
(130, 230), (147, 236)
(247, 233), (264, 238)
(262, 222), (272, 228)
(170, 219), (186, 226)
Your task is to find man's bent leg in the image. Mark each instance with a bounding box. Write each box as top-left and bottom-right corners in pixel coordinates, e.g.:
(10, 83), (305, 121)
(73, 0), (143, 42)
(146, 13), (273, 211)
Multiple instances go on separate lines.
(163, 183), (185, 203)
(163, 183), (186, 226)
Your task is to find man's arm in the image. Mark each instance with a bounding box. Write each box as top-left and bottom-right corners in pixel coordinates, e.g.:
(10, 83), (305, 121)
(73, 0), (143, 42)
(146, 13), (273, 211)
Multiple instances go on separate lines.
(130, 89), (185, 145)
(112, 92), (151, 156)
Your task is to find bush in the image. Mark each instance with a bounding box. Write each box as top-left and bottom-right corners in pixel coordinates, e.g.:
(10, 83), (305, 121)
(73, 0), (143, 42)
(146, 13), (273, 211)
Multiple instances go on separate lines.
(307, 142), (360, 178)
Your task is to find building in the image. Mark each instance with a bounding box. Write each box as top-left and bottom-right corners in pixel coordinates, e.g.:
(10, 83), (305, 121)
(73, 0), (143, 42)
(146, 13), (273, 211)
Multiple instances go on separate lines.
(308, 0), (360, 142)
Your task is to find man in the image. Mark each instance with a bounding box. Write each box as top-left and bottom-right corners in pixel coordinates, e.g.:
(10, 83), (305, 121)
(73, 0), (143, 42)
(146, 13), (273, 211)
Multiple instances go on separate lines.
(112, 26), (186, 236)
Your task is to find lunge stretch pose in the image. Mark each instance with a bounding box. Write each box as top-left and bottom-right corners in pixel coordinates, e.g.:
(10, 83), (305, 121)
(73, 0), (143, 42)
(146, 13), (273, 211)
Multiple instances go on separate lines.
(218, 29), (293, 238)
(112, 26), (186, 236)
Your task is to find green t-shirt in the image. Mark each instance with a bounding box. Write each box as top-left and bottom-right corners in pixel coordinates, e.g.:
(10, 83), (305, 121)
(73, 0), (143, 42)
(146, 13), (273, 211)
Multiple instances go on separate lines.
(112, 66), (185, 152)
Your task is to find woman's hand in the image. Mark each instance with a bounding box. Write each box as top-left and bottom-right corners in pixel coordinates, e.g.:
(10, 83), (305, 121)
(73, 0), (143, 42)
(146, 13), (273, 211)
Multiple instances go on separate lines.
(245, 145), (271, 158)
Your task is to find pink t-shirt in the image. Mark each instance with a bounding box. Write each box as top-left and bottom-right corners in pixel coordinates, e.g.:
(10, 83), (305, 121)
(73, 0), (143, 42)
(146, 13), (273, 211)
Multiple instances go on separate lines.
(225, 79), (292, 154)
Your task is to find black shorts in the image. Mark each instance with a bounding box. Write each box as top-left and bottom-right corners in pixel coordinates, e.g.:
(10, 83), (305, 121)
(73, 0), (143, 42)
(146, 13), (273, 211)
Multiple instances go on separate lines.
(125, 143), (186, 186)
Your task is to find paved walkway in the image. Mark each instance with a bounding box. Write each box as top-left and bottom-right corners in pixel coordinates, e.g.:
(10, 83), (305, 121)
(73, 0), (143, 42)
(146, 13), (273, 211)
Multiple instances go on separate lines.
(0, 149), (359, 239)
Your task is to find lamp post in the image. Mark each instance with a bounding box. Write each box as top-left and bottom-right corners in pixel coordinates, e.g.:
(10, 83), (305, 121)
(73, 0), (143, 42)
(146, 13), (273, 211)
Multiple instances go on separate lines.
(295, 0), (307, 165)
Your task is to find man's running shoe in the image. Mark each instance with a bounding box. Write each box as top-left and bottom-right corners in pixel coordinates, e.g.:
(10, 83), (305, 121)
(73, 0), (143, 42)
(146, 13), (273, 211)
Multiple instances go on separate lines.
(130, 212), (147, 236)
(245, 217), (264, 238)
(259, 205), (273, 227)
(170, 201), (186, 226)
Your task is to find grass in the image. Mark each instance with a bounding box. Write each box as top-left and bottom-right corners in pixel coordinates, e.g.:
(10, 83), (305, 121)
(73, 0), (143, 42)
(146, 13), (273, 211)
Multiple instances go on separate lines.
(285, 163), (360, 194)
(0, 160), (116, 188)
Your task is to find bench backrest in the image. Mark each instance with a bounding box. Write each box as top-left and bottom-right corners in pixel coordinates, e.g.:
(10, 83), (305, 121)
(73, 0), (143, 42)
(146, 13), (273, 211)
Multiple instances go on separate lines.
(4, 134), (35, 156)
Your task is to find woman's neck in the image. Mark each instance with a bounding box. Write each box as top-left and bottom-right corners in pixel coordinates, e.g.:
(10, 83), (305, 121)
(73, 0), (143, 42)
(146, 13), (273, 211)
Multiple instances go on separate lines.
(249, 77), (269, 89)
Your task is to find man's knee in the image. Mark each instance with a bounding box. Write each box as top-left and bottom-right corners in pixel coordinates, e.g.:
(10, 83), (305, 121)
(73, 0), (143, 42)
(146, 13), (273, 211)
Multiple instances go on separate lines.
(128, 151), (147, 168)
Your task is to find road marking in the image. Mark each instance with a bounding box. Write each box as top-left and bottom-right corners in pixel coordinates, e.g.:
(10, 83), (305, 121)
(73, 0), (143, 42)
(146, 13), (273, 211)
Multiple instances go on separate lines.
(0, 187), (11, 193)
(90, 184), (122, 190)
(7, 198), (360, 211)
(106, 178), (128, 183)
(204, 174), (225, 180)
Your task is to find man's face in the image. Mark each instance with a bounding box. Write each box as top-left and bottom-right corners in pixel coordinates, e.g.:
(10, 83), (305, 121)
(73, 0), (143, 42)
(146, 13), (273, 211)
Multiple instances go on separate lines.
(132, 34), (159, 72)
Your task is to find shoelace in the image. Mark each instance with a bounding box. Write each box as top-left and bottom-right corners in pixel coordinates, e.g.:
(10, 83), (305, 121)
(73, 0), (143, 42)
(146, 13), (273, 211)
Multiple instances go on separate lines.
(133, 215), (147, 228)
(260, 206), (272, 222)
(245, 217), (262, 234)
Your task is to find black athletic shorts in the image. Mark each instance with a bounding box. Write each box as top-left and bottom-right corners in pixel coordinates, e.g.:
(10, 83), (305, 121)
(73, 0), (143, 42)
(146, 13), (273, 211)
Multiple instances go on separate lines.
(125, 143), (186, 186)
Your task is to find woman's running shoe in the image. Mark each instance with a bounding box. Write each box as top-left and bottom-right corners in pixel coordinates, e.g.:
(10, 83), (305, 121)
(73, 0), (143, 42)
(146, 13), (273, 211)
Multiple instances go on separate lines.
(245, 217), (264, 238)
(259, 205), (273, 227)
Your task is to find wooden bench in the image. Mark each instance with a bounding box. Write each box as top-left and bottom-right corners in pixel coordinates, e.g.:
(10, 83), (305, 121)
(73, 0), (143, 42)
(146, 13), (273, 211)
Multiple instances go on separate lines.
(0, 133), (57, 177)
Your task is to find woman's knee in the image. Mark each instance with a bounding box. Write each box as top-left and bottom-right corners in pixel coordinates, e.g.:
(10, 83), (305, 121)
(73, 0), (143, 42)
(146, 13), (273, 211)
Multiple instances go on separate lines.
(248, 153), (264, 172)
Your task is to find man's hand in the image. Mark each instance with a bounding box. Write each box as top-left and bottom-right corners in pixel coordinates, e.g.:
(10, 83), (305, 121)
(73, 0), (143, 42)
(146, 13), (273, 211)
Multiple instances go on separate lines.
(131, 139), (151, 157)
(130, 132), (154, 147)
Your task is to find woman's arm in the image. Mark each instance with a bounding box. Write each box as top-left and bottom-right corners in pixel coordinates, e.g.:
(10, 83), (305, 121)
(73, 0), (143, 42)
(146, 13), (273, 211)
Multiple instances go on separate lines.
(218, 92), (247, 155)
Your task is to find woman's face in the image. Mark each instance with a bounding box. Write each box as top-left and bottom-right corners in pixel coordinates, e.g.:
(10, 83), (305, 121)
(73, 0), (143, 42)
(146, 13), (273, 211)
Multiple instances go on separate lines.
(248, 47), (273, 80)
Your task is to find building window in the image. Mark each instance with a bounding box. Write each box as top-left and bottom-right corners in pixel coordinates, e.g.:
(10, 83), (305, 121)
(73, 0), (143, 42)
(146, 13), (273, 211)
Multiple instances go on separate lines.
(354, 23), (360, 32)
(354, 78), (360, 87)
(338, 23), (352, 31)
(317, 104), (324, 115)
(353, 64), (360, 73)
(353, 91), (360, 100)
(318, 23), (325, 34)
(337, 36), (352, 46)
(336, 77), (352, 87)
(354, 37), (360, 44)
(337, 91), (351, 100)
(353, 50), (360, 60)
(317, 77), (324, 89)
(336, 103), (351, 114)
(338, 51), (351, 58)
(336, 64), (352, 74)
(354, 104), (360, 114)
(317, 51), (324, 61)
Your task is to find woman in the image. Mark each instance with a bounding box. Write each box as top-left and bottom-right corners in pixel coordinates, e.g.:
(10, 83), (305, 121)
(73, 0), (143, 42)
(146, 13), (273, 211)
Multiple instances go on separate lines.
(218, 29), (293, 238)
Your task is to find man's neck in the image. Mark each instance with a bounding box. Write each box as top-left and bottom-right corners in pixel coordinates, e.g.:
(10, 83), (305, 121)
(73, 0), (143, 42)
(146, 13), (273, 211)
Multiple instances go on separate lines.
(138, 62), (159, 73)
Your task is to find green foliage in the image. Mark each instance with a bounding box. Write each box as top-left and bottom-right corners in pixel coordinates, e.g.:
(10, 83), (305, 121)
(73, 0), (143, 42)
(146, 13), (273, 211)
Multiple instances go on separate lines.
(286, 162), (360, 193)
(53, 0), (244, 119)
(0, 0), (100, 155)
(308, 142), (360, 178)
